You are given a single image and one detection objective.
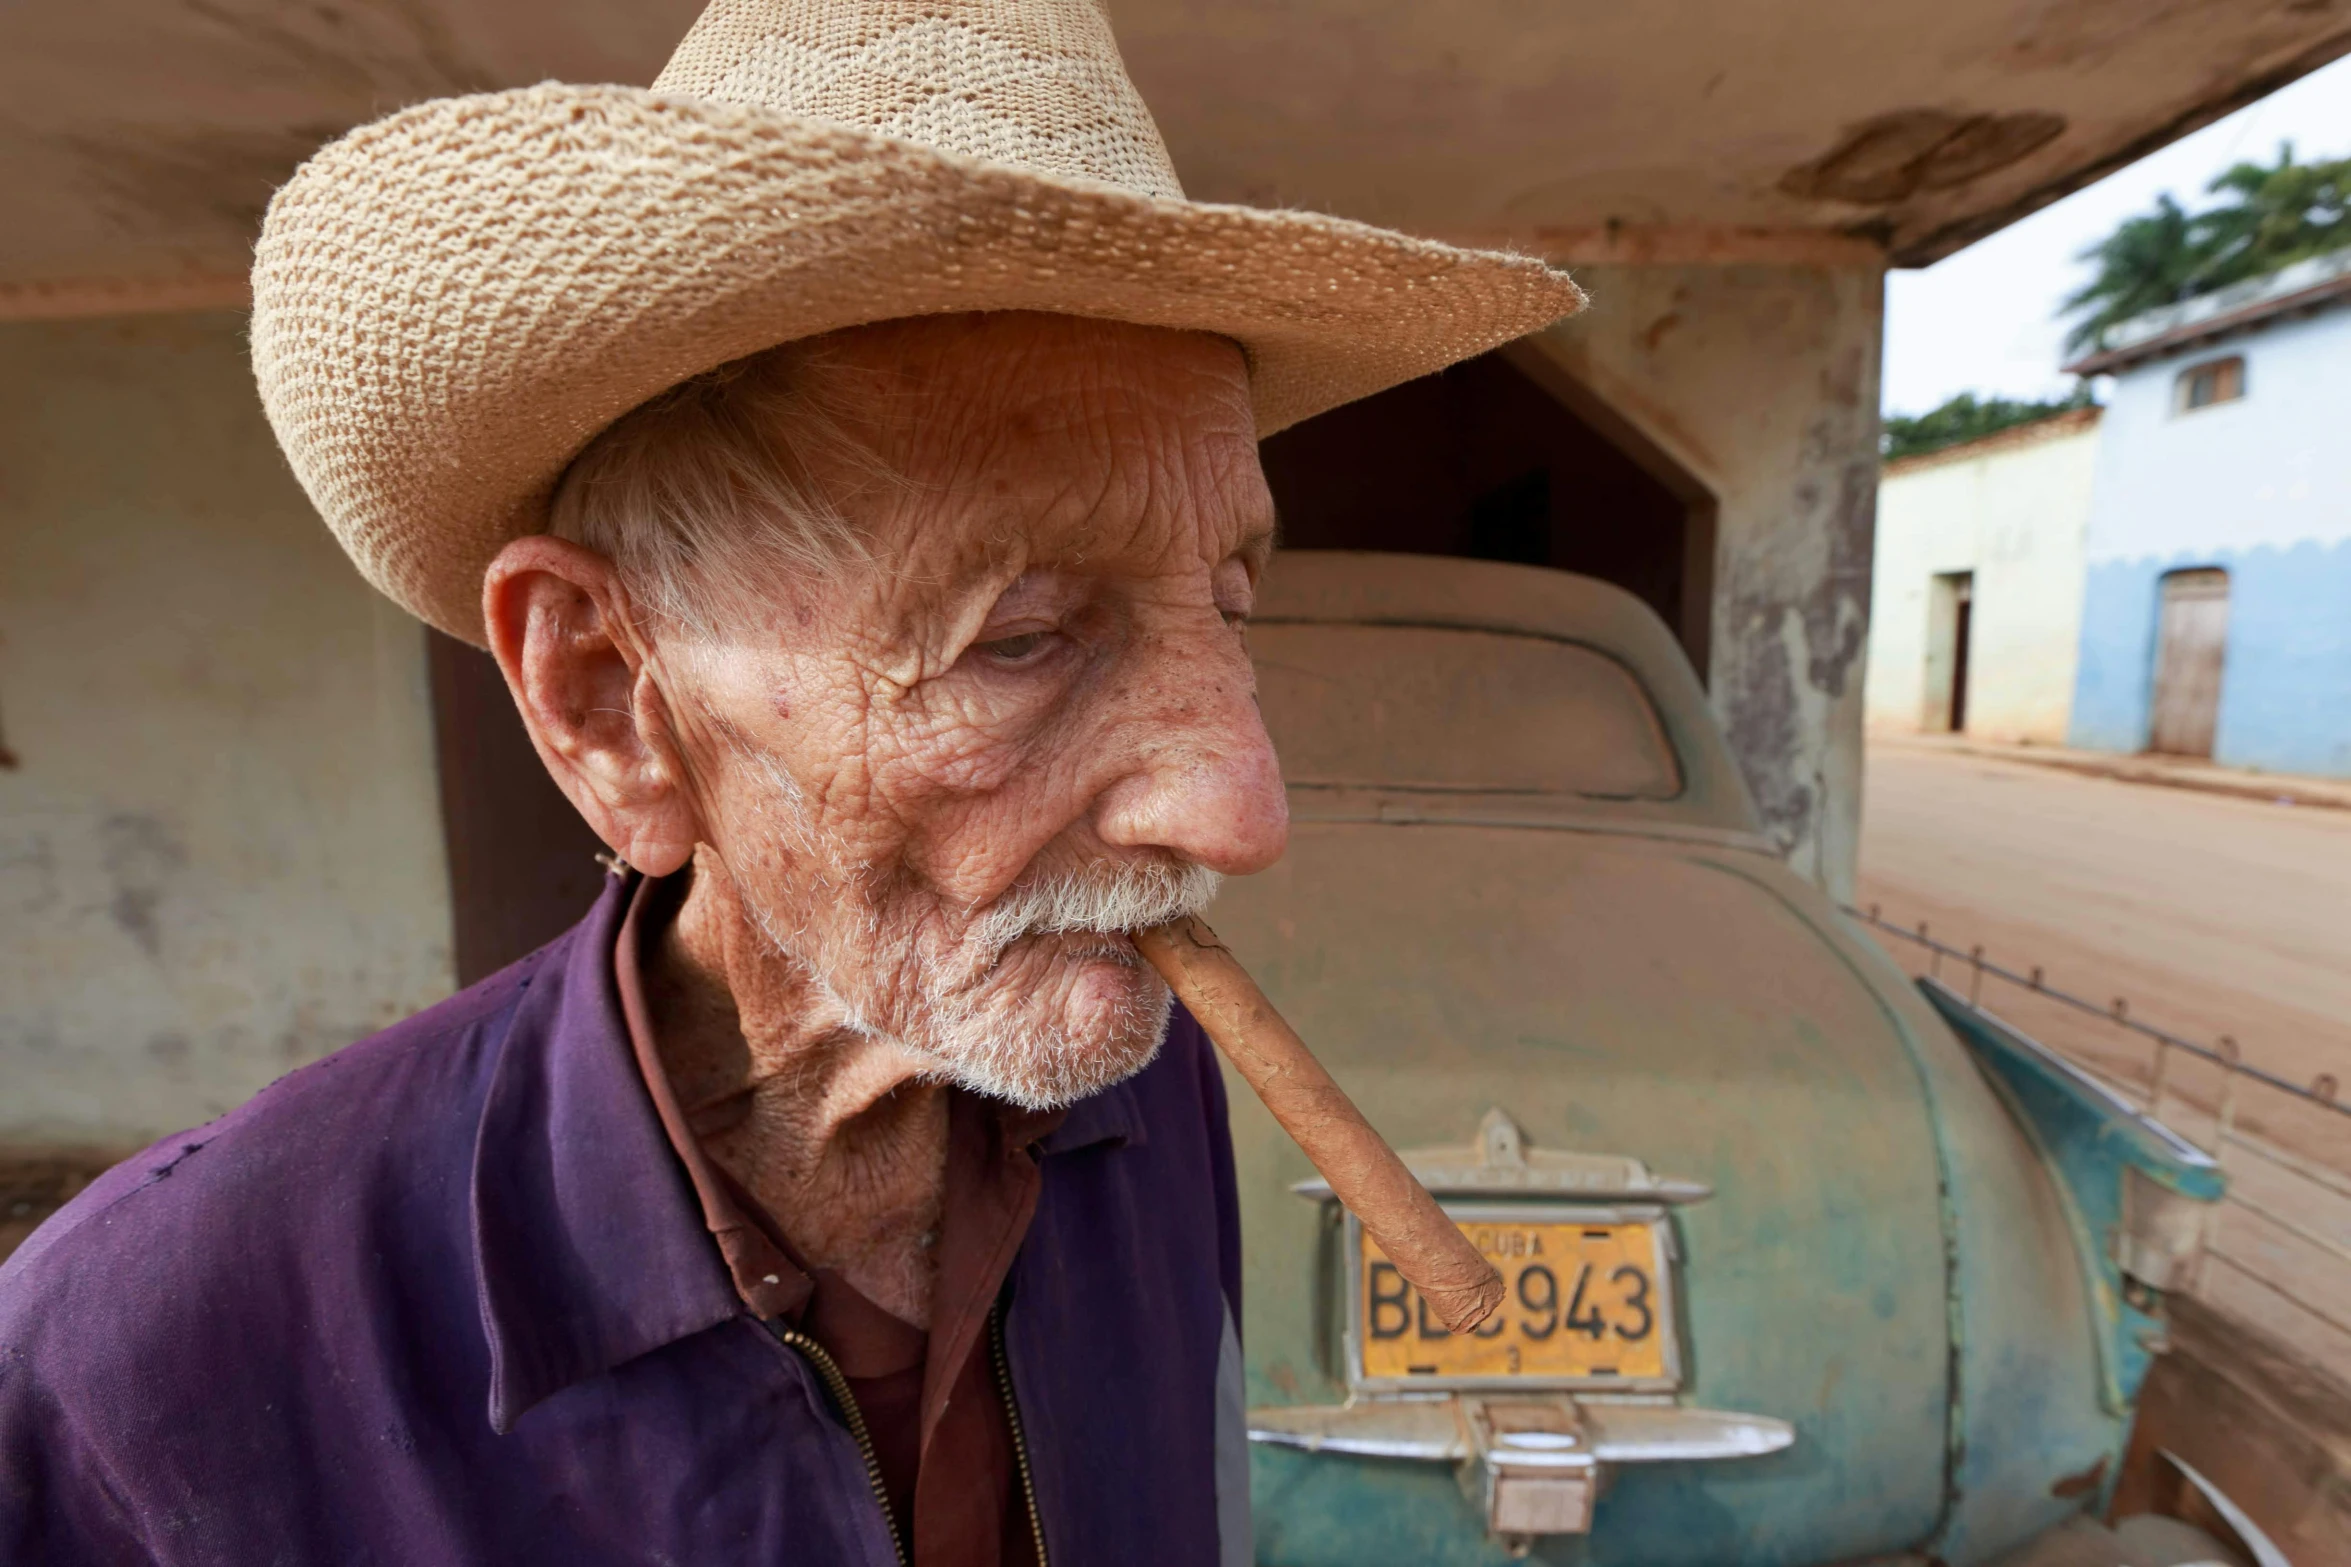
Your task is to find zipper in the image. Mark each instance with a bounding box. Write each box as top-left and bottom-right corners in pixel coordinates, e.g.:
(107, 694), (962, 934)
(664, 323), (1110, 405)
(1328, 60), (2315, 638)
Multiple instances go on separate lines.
(990, 1303), (1050, 1567)
(768, 1322), (909, 1567)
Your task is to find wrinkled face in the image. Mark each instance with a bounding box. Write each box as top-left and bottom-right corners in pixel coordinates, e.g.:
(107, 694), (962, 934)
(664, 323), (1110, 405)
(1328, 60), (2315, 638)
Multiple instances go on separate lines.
(660, 313), (1288, 1106)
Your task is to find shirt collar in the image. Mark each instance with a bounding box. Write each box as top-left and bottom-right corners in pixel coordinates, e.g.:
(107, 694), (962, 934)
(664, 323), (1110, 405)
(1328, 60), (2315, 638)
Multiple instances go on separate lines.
(469, 870), (743, 1434)
(612, 870), (815, 1323)
(1039, 1070), (1148, 1155)
(466, 868), (1160, 1433)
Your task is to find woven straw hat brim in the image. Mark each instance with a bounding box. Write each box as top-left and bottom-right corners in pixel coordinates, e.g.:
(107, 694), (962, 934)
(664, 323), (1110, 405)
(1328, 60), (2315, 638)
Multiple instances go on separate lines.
(251, 83), (1588, 645)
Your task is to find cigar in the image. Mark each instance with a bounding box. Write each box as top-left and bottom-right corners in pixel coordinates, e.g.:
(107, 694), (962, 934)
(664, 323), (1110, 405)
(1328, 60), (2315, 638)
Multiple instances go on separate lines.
(1133, 915), (1503, 1335)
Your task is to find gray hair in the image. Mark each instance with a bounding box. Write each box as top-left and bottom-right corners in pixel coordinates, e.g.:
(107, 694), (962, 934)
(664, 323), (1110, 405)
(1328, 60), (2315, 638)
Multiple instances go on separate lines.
(546, 340), (891, 635)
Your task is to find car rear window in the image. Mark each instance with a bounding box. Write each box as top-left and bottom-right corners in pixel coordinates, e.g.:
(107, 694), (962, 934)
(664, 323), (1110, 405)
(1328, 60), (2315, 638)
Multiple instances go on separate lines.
(1251, 623), (1681, 799)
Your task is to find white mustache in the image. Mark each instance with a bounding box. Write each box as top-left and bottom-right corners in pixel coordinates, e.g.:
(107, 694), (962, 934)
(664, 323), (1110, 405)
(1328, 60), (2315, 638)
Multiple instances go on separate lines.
(972, 859), (1223, 958)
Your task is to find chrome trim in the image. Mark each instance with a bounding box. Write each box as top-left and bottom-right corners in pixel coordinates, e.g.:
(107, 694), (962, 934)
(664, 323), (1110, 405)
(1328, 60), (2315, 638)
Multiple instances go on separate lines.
(1291, 1108), (1712, 1203)
(1247, 1397), (1794, 1467)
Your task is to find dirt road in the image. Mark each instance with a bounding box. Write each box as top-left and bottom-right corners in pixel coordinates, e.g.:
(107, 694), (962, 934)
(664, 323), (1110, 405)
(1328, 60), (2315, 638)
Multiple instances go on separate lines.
(1857, 739), (2351, 1375)
(1857, 739), (2351, 1112)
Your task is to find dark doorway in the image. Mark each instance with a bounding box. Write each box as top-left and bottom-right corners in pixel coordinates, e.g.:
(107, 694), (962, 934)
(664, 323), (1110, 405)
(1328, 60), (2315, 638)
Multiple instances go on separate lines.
(1951, 582), (1973, 734)
(1925, 570), (1974, 734)
(1257, 345), (1716, 673)
(426, 632), (611, 985)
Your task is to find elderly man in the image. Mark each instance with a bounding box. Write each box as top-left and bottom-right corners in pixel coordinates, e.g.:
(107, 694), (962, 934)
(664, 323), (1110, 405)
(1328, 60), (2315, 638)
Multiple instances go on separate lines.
(0, 1), (1578, 1562)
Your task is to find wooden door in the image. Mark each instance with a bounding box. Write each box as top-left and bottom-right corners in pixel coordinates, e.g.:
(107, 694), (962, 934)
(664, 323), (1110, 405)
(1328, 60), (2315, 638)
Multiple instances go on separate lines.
(2149, 569), (2229, 758)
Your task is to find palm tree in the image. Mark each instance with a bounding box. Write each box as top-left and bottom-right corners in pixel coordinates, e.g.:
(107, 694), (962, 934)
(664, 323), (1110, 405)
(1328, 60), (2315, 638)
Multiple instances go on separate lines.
(2058, 144), (2351, 357)
(2198, 143), (2351, 283)
(2060, 194), (2209, 356)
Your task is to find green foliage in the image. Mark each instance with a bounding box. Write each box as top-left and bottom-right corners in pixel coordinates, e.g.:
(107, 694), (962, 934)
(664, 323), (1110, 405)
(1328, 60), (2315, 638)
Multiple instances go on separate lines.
(1882, 386), (2096, 462)
(2063, 143), (2351, 356)
(2060, 194), (2206, 354)
(2200, 147), (2351, 276)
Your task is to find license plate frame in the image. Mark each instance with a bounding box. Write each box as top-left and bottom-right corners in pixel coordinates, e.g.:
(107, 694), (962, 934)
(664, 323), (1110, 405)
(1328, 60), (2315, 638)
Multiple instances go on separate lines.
(1342, 1202), (1685, 1395)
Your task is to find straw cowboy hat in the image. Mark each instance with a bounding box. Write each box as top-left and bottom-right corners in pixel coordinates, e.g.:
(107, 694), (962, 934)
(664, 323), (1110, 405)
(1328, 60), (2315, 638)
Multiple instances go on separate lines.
(250, 0), (1588, 644)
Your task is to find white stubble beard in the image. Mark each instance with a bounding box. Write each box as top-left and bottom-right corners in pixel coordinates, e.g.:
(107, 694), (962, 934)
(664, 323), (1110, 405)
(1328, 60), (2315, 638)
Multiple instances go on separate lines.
(724, 741), (1222, 1108)
(927, 857), (1224, 1107)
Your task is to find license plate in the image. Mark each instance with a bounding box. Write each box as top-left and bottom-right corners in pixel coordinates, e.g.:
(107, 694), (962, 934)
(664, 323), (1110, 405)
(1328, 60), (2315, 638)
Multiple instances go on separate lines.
(1349, 1206), (1681, 1391)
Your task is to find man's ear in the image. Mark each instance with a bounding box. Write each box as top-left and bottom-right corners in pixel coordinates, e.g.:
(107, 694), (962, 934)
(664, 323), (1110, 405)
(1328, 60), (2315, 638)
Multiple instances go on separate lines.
(481, 536), (702, 877)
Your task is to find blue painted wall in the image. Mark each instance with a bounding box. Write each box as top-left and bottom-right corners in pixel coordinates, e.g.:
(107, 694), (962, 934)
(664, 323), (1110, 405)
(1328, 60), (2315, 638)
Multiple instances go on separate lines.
(2068, 296), (2351, 776)
(2072, 541), (2351, 774)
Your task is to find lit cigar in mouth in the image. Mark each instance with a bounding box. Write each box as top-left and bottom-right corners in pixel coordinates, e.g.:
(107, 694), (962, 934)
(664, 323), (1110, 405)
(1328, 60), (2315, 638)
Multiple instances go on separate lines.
(1133, 915), (1504, 1334)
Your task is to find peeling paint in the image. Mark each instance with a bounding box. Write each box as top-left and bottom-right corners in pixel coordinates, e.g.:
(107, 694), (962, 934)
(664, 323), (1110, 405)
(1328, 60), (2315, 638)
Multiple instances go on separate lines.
(1717, 371), (1877, 885)
(1799, 439), (1878, 703)
(1721, 606), (1812, 851)
(1527, 260), (1883, 899)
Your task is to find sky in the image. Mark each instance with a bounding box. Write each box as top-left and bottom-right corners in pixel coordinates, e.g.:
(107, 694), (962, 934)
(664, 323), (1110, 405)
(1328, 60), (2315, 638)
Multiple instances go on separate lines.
(1881, 54), (2351, 417)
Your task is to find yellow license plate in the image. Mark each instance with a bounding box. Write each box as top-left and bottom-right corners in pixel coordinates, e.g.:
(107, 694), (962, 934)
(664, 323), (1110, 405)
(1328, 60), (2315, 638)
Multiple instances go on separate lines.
(1356, 1215), (1674, 1386)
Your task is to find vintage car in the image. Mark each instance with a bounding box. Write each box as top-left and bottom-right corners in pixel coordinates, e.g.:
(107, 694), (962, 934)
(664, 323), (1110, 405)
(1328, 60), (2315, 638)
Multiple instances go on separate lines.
(1213, 552), (2258, 1567)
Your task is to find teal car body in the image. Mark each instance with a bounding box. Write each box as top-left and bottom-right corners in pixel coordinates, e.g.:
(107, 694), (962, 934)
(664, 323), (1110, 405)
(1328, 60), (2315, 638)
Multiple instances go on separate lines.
(1213, 552), (2215, 1566)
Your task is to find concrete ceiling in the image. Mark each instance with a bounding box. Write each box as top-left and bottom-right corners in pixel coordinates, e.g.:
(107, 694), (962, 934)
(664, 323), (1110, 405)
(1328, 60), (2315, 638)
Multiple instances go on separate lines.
(4, 0), (2347, 310)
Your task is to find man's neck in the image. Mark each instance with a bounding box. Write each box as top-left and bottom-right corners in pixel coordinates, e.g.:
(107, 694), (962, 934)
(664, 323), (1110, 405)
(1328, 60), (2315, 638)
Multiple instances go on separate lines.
(643, 858), (952, 1327)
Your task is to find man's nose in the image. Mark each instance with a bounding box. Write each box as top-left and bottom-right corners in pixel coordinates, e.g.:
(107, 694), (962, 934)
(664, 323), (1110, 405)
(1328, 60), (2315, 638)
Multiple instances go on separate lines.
(1091, 624), (1289, 877)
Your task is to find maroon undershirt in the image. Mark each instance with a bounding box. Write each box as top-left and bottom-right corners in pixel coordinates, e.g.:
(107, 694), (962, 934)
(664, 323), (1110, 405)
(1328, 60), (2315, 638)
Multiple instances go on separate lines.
(615, 873), (1058, 1567)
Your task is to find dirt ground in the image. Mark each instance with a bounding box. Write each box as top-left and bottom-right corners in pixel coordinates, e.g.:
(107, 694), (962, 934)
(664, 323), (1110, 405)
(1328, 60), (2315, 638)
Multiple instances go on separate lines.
(1856, 739), (2351, 1143)
(1855, 737), (2351, 1380)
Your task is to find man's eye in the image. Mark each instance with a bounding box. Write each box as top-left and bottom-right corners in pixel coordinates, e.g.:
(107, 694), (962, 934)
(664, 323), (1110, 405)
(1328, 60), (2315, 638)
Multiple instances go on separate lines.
(978, 631), (1052, 663)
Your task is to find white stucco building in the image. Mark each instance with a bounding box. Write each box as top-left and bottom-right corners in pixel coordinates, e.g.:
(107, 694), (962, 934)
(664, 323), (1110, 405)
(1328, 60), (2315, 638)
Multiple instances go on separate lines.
(2064, 247), (2351, 773)
(1864, 407), (2101, 744)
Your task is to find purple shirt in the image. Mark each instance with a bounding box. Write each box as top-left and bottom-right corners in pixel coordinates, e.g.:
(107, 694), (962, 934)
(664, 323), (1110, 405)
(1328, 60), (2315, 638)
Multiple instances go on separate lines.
(0, 873), (1251, 1565)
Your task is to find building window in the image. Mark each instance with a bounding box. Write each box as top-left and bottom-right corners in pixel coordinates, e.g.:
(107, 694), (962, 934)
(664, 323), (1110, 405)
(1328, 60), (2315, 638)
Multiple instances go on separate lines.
(2175, 356), (2245, 413)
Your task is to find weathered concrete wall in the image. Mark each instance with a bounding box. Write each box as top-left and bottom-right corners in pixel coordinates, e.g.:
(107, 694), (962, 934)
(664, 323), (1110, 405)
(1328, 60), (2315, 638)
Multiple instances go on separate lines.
(0, 312), (453, 1148)
(1866, 416), (2099, 745)
(1525, 263), (1884, 899)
